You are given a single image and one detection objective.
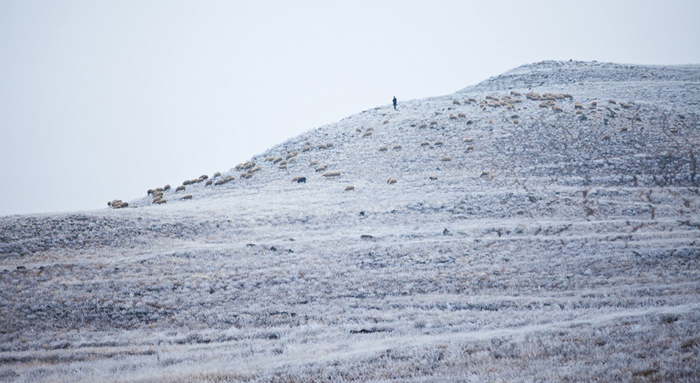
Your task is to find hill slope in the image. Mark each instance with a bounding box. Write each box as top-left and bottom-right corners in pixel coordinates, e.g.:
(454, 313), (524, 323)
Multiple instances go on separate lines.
(1, 60), (699, 382)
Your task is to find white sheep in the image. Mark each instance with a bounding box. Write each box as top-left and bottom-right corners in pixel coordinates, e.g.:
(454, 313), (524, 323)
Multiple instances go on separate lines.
(449, 114), (457, 120)
(309, 159), (319, 166)
(379, 146), (388, 152)
(453, 100), (461, 105)
(458, 112), (466, 118)
(302, 145), (311, 152)
(206, 180), (213, 186)
(434, 140), (443, 146)
(318, 143), (328, 149)
(273, 157), (283, 164)
(392, 145), (402, 150)
(315, 164), (328, 172)
(163, 185), (171, 191)
(387, 177), (397, 184)
(463, 137), (473, 142)
(510, 91), (521, 96)
(155, 199), (167, 204)
(322, 171), (341, 177)
(345, 185), (355, 191)
(420, 141), (430, 147)
(362, 131), (372, 137)
(419, 123), (427, 129)
(429, 120), (438, 126)
(176, 185), (186, 192)
(181, 194), (193, 200)
(574, 102), (584, 109)
(265, 156), (275, 162)
(441, 156), (451, 161)
(383, 119), (389, 124)
(213, 172), (221, 178)
(430, 176), (438, 180)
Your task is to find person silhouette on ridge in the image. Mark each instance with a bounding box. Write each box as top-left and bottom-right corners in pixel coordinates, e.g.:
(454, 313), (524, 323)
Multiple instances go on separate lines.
(392, 96), (397, 110)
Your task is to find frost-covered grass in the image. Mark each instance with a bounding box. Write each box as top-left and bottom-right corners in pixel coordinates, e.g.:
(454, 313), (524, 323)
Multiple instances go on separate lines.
(1, 60), (699, 382)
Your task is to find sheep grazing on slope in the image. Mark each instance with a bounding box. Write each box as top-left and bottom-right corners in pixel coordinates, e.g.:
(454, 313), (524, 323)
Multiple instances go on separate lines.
(181, 194), (193, 200)
(176, 186), (186, 192)
(345, 185), (355, 191)
(510, 91), (521, 96)
(147, 189), (154, 195)
(452, 100), (461, 105)
(362, 131), (373, 137)
(322, 171), (341, 177)
(480, 170), (490, 177)
(155, 199), (167, 204)
(302, 145), (311, 152)
(292, 176), (306, 183)
(286, 152), (297, 159)
(463, 137), (473, 142)
(620, 126), (629, 132)
(392, 145), (402, 150)
(244, 161), (255, 170)
(318, 143), (328, 149)
(620, 102), (631, 109)
(278, 160), (288, 166)
(316, 164), (328, 172)
(590, 101), (598, 108)
(356, 127), (362, 133)
(468, 97), (477, 103)
(273, 157), (283, 164)
(199, 175), (208, 180)
(163, 185), (171, 191)
(602, 134), (611, 140)
(366, 127), (374, 132)
(251, 166), (262, 172)
(441, 156), (452, 161)
(156, 187), (164, 192)
(458, 112), (467, 118)
(387, 177), (397, 184)
(419, 123), (427, 129)
(420, 141), (430, 147)
(265, 156), (275, 162)
(383, 120), (389, 124)
(526, 92), (541, 100)
(213, 171), (221, 178)
(309, 159), (319, 166)
(429, 120), (438, 126)
(434, 140), (444, 146)
(466, 145), (474, 150)
(205, 180), (213, 186)
(449, 114), (457, 120)
(430, 176), (438, 180)
(574, 102), (584, 109)
(552, 106), (563, 113)
(379, 146), (388, 152)
(609, 99), (617, 104)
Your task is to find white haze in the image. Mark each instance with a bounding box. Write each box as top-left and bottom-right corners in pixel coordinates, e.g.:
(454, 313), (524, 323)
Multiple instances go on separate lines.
(1, 0), (699, 216)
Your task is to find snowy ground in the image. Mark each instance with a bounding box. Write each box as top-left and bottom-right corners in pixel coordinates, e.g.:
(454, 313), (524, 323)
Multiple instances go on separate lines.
(1, 60), (699, 382)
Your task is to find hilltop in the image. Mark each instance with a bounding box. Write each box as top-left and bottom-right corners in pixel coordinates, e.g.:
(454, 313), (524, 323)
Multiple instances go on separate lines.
(1, 60), (699, 382)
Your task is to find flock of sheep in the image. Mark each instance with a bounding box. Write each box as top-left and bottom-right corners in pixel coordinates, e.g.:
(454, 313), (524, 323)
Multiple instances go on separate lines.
(108, 89), (639, 209)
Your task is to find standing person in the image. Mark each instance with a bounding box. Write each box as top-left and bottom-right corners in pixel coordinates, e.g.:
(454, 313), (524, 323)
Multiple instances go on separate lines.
(392, 96), (397, 110)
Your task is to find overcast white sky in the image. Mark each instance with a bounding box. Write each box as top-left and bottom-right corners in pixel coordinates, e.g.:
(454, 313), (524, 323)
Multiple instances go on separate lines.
(1, 0), (699, 216)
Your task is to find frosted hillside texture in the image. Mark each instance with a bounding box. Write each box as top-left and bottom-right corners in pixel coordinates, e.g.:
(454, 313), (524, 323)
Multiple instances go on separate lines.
(1, 60), (699, 382)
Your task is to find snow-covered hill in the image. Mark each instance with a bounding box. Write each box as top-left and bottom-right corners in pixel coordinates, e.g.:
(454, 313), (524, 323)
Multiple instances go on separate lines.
(1, 60), (699, 382)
